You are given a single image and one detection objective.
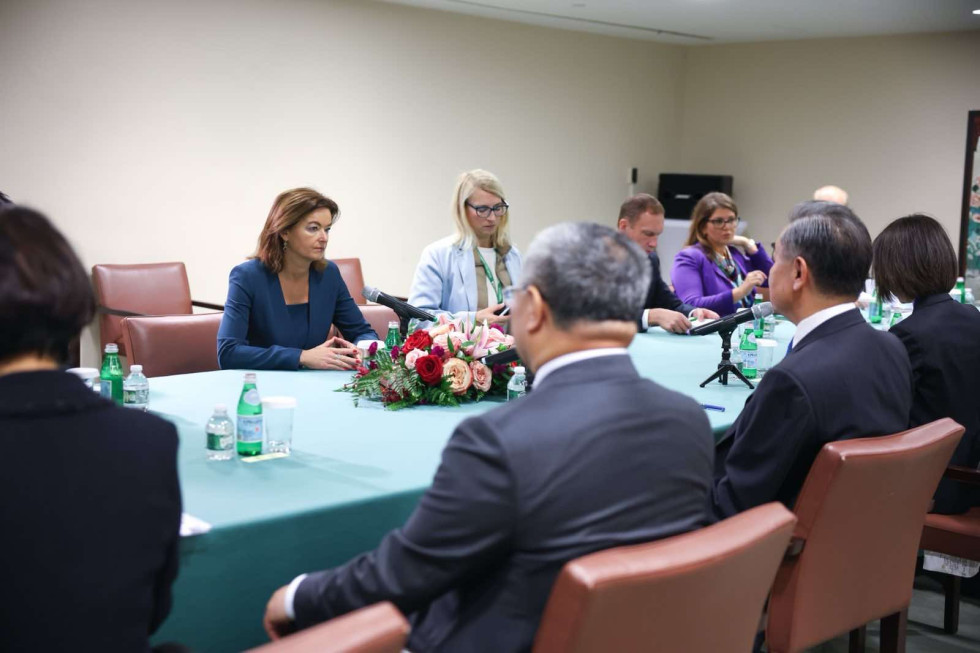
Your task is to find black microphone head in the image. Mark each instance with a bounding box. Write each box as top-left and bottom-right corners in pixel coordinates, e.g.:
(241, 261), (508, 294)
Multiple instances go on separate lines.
(362, 285), (380, 302)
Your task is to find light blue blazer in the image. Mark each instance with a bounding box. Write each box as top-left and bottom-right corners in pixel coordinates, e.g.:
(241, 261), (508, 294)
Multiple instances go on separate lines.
(408, 236), (522, 323)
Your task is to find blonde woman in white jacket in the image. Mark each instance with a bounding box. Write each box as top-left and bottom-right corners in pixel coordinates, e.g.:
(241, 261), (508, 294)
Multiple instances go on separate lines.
(408, 169), (522, 327)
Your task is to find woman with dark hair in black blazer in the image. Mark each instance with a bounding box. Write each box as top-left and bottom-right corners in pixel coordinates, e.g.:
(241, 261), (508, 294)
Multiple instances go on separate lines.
(0, 206), (182, 651)
(873, 214), (980, 514)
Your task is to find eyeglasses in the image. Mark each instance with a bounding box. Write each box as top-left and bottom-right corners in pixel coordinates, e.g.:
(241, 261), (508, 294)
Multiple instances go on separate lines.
(502, 284), (529, 308)
(466, 202), (510, 218)
(706, 216), (740, 227)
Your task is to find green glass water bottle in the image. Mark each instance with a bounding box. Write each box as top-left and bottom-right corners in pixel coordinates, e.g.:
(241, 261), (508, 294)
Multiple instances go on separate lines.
(384, 321), (402, 350)
(955, 277), (966, 303)
(752, 294), (765, 337)
(99, 343), (124, 405)
(739, 329), (758, 379)
(236, 372), (263, 456)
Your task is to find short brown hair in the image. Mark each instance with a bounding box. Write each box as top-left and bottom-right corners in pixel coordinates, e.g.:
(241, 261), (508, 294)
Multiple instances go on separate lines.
(254, 188), (339, 274)
(0, 207), (95, 363)
(618, 193), (664, 225)
(872, 214), (957, 302)
(684, 192), (738, 251)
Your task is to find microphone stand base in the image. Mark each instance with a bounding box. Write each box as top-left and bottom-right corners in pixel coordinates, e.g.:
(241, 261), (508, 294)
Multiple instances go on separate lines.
(697, 325), (756, 390)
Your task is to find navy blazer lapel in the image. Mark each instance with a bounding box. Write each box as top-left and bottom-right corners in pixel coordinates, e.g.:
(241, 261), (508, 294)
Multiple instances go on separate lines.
(792, 309), (864, 354)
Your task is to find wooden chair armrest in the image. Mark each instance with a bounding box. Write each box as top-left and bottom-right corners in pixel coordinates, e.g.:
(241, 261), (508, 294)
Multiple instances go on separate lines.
(192, 299), (225, 311)
(944, 465), (980, 486)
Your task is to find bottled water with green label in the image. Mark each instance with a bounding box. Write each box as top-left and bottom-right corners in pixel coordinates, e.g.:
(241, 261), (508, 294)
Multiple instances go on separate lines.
(955, 277), (967, 303)
(385, 321), (402, 349)
(739, 329), (758, 379)
(507, 366), (527, 401)
(206, 404), (235, 461)
(236, 372), (263, 456)
(99, 344), (124, 405)
(868, 288), (883, 324)
(122, 364), (149, 411)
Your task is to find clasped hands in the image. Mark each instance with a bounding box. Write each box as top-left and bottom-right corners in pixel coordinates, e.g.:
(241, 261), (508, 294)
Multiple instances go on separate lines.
(299, 336), (361, 370)
(647, 307), (720, 334)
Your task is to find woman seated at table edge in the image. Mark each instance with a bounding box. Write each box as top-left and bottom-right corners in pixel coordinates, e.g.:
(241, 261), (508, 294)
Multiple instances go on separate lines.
(217, 188), (378, 371)
(670, 192), (773, 317)
(0, 206), (181, 652)
(408, 169), (522, 328)
(873, 213), (980, 515)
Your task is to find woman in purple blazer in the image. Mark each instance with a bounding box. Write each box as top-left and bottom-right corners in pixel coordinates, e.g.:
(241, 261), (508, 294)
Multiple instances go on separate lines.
(670, 192), (773, 316)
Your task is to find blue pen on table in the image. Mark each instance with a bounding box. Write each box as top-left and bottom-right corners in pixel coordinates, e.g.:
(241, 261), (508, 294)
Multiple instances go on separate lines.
(701, 403), (726, 412)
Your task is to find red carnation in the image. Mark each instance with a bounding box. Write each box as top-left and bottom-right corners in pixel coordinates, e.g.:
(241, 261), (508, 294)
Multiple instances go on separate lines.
(415, 354), (444, 386)
(402, 330), (433, 354)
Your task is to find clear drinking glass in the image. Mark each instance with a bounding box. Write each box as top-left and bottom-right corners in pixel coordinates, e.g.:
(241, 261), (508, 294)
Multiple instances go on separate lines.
(262, 396), (297, 455)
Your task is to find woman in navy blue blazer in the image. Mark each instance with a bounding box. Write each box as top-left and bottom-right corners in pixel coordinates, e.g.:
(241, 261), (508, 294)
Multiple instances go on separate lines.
(873, 214), (980, 514)
(218, 188), (378, 371)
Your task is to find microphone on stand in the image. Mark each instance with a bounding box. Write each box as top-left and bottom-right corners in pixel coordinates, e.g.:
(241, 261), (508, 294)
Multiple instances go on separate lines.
(481, 347), (522, 367)
(362, 286), (436, 322)
(689, 302), (773, 336)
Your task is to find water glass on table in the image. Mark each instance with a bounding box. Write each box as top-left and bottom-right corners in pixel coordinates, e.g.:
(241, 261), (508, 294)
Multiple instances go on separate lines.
(262, 396), (297, 455)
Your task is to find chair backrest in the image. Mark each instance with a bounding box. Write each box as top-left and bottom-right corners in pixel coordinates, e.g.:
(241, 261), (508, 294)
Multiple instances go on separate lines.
(121, 313), (222, 377)
(359, 305), (398, 340)
(533, 503), (798, 653)
(766, 418), (965, 653)
(92, 263), (194, 355)
(247, 602), (409, 653)
(333, 258), (366, 305)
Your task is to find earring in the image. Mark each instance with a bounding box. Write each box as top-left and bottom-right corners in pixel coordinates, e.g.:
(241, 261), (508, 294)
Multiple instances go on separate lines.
(282, 240), (288, 251)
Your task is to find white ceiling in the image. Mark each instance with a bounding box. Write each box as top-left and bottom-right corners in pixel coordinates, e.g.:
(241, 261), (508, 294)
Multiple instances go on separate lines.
(379, 0), (980, 44)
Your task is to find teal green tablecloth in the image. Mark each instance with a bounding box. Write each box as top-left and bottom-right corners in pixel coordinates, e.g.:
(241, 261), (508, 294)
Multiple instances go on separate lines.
(151, 322), (793, 651)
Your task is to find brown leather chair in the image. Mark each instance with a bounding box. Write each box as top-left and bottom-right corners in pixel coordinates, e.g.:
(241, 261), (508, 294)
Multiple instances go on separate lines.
(334, 258), (366, 305)
(92, 262), (222, 356)
(766, 418), (965, 653)
(918, 465), (980, 634)
(359, 305), (398, 340)
(532, 502), (797, 653)
(247, 602), (409, 653)
(120, 313), (222, 377)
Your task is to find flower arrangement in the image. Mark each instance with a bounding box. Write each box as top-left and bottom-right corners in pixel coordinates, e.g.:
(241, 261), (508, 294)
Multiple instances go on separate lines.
(341, 315), (517, 410)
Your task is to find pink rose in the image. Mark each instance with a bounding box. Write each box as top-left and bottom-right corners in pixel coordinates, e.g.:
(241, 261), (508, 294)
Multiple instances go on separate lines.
(470, 361), (491, 392)
(433, 332), (464, 355)
(404, 348), (424, 369)
(427, 322), (453, 337)
(442, 358), (472, 395)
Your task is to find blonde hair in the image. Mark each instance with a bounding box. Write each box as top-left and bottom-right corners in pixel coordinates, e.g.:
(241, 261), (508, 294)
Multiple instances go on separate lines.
(450, 169), (512, 250)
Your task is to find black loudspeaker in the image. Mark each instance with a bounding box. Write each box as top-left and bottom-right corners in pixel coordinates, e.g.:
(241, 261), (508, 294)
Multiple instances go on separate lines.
(658, 173), (734, 220)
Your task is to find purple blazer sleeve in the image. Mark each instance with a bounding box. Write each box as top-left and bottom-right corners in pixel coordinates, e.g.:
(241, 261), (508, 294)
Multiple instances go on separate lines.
(670, 243), (774, 317)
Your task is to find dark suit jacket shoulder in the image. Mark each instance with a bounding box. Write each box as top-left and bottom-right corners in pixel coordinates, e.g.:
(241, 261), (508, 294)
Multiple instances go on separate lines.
(638, 252), (695, 330)
(890, 294), (980, 513)
(217, 258), (377, 370)
(294, 354), (714, 653)
(0, 371), (181, 653)
(712, 309), (912, 519)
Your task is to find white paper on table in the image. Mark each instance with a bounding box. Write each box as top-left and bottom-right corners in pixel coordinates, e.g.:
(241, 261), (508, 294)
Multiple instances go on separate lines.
(923, 551), (980, 578)
(180, 512), (213, 538)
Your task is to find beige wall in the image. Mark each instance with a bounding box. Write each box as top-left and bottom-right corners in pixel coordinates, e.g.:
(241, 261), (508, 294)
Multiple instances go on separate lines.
(677, 30), (980, 253)
(0, 0), (685, 365)
(2, 0), (978, 365)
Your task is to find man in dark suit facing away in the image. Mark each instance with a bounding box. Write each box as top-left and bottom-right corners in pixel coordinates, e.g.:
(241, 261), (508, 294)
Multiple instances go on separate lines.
(264, 222), (716, 652)
(617, 193), (718, 333)
(712, 201), (912, 519)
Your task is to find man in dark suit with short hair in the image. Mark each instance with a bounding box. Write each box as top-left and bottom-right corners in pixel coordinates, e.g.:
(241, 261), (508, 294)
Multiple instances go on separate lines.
(264, 222), (716, 652)
(712, 202), (912, 519)
(617, 194), (718, 333)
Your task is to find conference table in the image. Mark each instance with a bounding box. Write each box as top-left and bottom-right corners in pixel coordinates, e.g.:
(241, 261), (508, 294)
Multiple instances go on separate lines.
(151, 321), (793, 651)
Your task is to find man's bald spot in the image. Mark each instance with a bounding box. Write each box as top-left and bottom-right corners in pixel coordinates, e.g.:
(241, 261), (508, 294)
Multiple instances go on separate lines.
(813, 185), (849, 206)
